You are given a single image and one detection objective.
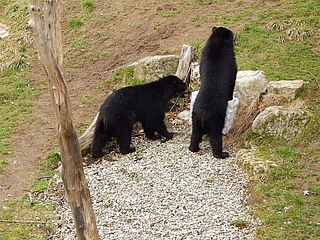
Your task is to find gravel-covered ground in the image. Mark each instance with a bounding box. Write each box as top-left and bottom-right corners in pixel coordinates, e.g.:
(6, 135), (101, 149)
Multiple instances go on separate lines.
(49, 123), (258, 239)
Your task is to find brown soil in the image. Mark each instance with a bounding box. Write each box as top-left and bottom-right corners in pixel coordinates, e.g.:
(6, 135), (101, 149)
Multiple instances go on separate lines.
(0, 0), (252, 204)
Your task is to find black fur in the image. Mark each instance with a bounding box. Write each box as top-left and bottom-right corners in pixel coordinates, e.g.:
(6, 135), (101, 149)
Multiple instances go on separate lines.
(189, 27), (237, 159)
(91, 75), (187, 157)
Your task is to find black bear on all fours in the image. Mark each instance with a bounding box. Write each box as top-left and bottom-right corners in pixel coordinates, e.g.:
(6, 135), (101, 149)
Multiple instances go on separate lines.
(91, 75), (187, 158)
(189, 26), (237, 159)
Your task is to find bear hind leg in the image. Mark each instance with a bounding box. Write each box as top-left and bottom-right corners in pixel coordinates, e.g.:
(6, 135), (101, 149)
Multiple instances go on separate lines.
(189, 117), (202, 152)
(143, 121), (173, 140)
(91, 119), (111, 158)
(143, 124), (161, 140)
(114, 123), (135, 154)
(154, 121), (173, 139)
(208, 126), (229, 159)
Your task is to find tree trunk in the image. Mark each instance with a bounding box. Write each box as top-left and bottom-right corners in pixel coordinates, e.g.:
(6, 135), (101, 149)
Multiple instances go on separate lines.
(78, 45), (195, 156)
(28, 1), (99, 239)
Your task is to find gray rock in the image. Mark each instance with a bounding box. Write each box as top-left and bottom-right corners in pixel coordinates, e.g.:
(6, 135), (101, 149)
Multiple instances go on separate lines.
(235, 70), (267, 101)
(267, 80), (305, 101)
(176, 110), (190, 122)
(188, 66), (268, 101)
(189, 62), (201, 90)
(190, 62), (200, 81)
(252, 106), (310, 140)
(130, 55), (179, 82)
(0, 23), (9, 39)
(236, 149), (277, 174)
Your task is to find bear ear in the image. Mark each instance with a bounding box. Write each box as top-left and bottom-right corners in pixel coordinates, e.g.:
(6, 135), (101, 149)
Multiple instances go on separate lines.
(212, 26), (217, 33)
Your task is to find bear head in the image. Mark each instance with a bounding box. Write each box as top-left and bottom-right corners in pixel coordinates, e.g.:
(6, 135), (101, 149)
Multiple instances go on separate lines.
(212, 26), (235, 42)
(162, 75), (187, 96)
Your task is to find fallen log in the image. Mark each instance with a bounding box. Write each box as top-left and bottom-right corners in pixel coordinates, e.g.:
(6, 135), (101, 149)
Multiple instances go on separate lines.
(79, 45), (195, 156)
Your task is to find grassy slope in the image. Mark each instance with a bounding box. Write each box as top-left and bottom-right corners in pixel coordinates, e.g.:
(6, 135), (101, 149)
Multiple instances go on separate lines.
(0, 0), (319, 239)
(0, 1), (55, 238)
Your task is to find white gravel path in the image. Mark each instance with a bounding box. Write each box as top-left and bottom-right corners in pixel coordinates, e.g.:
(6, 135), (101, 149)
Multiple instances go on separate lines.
(50, 123), (258, 239)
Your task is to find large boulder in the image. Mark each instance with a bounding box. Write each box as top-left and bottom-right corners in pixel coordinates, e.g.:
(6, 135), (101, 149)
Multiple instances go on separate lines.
(252, 106), (310, 140)
(235, 70), (268, 101)
(190, 66), (268, 99)
(130, 55), (179, 82)
(267, 80), (305, 101)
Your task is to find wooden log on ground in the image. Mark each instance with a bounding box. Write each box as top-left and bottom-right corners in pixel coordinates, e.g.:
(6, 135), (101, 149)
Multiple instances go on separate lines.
(79, 112), (99, 156)
(78, 45), (195, 156)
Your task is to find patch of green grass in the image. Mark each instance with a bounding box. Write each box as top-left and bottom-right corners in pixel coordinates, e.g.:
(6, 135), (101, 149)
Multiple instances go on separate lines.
(43, 150), (60, 171)
(0, 195), (55, 239)
(0, 1), (31, 70)
(0, 160), (9, 174)
(0, 150), (58, 239)
(101, 50), (111, 58)
(68, 37), (87, 52)
(232, 9), (320, 240)
(162, 8), (182, 18)
(67, 18), (84, 28)
(192, 14), (210, 22)
(274, 147), (297, 160)
(190, 40), (205, 57)
(254, 177), (320, 239)
(234, 1), (320, 81)
(244, 109), (319, 239)
(104, 66), (144, 89)
(0, 0), (44, 156)
(101, 138), (117, 154)
(231, 219), (251, 229)
(0, 69), (40, 155)
(5, 151), (60, 239)
(81, 1), (95, 11)
(129, 171), (139, 179)
(119, 168), (139, 180)
(32, 150), (60, 192)
(251, 140), (320, 239)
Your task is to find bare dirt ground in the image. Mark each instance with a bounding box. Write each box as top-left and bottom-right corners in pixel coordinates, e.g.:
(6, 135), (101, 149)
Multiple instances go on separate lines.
(0, 0), (248, 204)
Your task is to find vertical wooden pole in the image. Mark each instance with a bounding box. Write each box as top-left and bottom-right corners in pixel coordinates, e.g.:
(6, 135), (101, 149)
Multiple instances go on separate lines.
(175, 44), (195, 86)
(28, 0), (99, 239)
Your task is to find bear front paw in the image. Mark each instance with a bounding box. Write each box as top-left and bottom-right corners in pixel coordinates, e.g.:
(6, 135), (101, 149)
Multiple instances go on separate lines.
(120, 147), (136, 154)
(147, 134), (162, 140)
(91, 149), (104, 158)
(164, 132), (174, 139)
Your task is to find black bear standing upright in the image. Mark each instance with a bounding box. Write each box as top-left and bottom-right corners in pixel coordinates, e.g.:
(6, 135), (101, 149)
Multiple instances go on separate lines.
(189, 27), (237, 159)
(91, 75), (187, 157)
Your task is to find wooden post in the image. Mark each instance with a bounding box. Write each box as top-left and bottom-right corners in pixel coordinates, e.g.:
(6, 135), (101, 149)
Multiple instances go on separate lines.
(175, 44), (195, 86)
(78, 45), (195, 155)
(28, 1), (99, 239)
